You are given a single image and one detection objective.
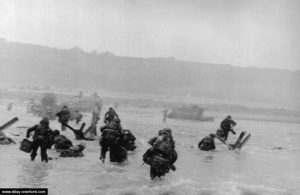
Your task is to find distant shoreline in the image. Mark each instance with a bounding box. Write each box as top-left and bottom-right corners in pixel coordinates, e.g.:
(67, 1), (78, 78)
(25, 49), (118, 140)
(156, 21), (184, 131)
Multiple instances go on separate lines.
(1, 87), (299, 124)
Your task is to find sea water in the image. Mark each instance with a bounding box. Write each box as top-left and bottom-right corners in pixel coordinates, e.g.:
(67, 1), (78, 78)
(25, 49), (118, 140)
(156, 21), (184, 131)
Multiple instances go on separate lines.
(0, 106), (299, 195)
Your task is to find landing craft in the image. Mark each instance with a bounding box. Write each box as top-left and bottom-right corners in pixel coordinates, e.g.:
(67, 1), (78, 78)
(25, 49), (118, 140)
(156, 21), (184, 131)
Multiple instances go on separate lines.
(28, 92), (103, 119)
(167, 105), (214, 121)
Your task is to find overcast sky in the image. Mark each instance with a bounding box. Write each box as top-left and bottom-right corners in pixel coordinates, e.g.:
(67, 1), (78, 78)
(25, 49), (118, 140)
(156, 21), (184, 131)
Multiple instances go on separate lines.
(0, 0), (299, 70)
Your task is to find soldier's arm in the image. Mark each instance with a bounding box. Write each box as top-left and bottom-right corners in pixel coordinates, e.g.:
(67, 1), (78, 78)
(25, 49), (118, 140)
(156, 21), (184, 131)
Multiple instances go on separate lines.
(26, 125), (37, 138)
(229, 120), (237, 134)
(198, 139), (204, 148)
(103, 113), (108, 122)
(211, 141), (216, 150)
(230, 129), (236, 134)
(148, 137), (157, 146)
(115, 111), (119, 117)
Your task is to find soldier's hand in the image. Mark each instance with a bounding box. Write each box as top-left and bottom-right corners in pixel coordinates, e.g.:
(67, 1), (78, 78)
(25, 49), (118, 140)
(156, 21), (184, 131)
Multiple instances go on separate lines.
(100, 156), (105, 163)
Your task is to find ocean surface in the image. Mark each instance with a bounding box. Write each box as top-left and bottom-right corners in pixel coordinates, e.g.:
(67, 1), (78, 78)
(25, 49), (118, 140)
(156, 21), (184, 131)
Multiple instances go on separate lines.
(0, 106), (299, 195)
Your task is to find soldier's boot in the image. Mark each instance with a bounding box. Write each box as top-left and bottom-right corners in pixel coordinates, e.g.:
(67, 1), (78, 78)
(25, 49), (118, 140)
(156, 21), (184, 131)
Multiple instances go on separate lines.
(100, 154), (105, 163)
(30, 152), (37, 161)
(41, 151), (48, 163)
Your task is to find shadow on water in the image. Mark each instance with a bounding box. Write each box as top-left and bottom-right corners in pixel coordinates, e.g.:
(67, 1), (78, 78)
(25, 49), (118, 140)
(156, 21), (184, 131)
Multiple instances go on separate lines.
(17, 159), (52, 187)
(233, 150), (249, 161)
(196, 150), (216, 164)
(202, 154), (214, 163)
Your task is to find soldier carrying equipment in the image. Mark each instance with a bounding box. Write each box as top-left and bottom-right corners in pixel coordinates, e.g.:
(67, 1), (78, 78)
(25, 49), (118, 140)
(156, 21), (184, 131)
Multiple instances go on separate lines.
(216, 115), (237, 141)
(143, 128), (177, 180)
(26, 118), (52, 163)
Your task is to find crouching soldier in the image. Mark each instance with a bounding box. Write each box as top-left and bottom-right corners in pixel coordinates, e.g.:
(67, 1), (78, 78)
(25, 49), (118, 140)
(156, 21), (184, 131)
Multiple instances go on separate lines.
(26, 118), (52, 163)
(99, 118), (127, 163)
(60, 143), (86, 157)
(143, 128), (177, 180)
(198, 134), (216, 151)
(51, 130), (73, 150)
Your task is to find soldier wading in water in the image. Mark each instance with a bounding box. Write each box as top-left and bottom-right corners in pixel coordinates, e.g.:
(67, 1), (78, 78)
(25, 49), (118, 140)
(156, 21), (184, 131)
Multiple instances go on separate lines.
(99, 117), (127, 163)
(26, 118), (52, 163)
(143, 128), (177, 180)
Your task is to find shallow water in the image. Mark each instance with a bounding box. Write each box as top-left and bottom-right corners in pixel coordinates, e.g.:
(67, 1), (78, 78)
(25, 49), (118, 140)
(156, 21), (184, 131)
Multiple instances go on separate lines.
(0, 106), (300, 195)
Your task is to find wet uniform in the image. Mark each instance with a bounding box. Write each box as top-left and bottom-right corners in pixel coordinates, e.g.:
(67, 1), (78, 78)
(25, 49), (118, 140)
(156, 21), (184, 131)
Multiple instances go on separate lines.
(143, 129), (177, 180)
(198, 136), (216, 151)
(73, 111), (83, 124)
(26, 121), (52, 162)
(119, 130), (137, 151)
(104, 108), (118, 124)
(99, 119), (127, 163)
(84, 107), (101, 138)
(60, 143), (86, 158)
(218, 117), (237, 140)
(53, 134), (73, 150)
(56, 106), (71, 131)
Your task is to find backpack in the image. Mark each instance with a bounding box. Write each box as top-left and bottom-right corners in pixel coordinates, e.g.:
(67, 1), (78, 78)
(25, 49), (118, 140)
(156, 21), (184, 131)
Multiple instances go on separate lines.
(102, 129), (121, 145)
(144, 154), (170, 168)
(34, 125), (49, 141)
(154, 139), (172, 155)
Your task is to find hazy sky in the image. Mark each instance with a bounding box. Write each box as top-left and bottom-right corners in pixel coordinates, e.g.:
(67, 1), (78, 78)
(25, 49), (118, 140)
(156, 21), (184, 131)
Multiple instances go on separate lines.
(0, 0), (299, 70)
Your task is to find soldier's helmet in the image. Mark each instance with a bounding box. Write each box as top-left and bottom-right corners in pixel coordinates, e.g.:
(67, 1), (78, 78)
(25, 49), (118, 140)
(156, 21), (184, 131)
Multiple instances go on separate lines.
(209, 133), (216, 138)
(40, 118), (49, 125)
(227, 115), (232, 119)
(158, 128), (172, 138)
(53, 130), (60, 136)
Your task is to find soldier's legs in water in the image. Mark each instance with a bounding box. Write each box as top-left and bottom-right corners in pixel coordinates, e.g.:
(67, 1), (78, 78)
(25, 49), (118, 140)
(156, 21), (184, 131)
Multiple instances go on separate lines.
(224, 129), (229, 141)
(150, 167), (157, 180)
(100, 142), (109, 161)
(62, 119), (69, 131)
(61, 123), (66, 131)
(30, 141), (40, 161)
(109, 145), (126, 163)
(109, 146), (116, 162)
(40, 144), (48, 163)
(92, 125), (97, 136)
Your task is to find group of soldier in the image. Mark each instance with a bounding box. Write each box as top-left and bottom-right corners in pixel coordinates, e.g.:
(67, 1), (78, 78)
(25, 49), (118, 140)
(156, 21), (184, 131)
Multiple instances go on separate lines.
(21, 105), (178, 180)
(198, 115), (237, 151)
(21, 103), (240, 180)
